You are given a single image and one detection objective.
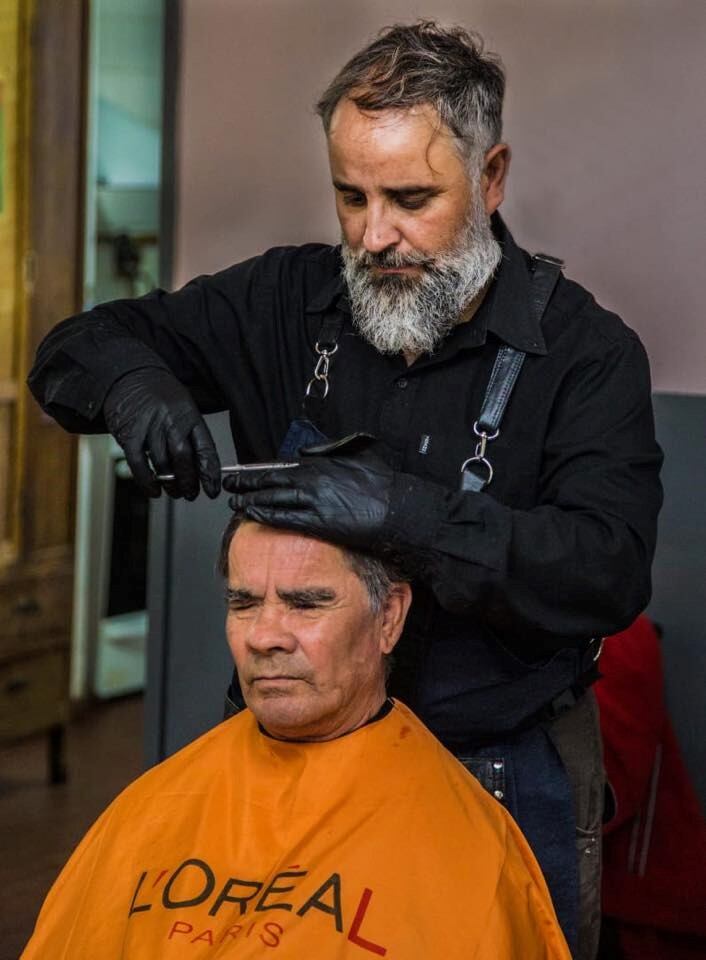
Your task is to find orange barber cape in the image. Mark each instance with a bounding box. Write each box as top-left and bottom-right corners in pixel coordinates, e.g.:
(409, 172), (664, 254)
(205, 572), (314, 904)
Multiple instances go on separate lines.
(22, 701), (569, 959)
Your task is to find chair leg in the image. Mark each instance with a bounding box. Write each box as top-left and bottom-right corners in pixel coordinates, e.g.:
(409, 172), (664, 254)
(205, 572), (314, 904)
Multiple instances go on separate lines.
(48, 723), (67, 784)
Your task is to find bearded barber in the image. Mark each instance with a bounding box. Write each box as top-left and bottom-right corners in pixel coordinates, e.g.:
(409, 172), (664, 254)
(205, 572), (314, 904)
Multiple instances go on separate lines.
(29, 22), (661, 960)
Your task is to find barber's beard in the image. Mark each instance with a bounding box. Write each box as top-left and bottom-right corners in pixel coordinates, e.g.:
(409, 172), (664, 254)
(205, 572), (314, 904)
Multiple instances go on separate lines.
(341, 196), (502, 356)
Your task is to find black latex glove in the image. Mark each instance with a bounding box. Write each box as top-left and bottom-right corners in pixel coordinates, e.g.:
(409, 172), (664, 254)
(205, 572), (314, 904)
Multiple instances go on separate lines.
(103, 367), (221, 499)
(224, 433), (394, 549)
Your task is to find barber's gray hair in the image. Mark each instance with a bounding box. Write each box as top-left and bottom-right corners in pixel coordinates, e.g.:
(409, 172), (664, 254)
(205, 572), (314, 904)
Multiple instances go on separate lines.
(218, 514), (407, 615)
(316, 20), (505, 170)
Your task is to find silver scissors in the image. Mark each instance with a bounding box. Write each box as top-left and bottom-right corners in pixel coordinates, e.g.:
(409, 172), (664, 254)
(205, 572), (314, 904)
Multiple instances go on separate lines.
(155, 462), (298, 483)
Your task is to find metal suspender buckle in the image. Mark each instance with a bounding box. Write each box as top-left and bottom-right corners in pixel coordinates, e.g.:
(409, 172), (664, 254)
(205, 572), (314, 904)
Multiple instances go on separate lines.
(460, 420), (500, 487)
(305, 341), (339, 399)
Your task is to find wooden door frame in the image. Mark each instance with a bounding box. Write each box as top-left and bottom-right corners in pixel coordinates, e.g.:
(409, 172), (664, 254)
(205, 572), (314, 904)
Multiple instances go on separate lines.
(19, 0), (86, 569)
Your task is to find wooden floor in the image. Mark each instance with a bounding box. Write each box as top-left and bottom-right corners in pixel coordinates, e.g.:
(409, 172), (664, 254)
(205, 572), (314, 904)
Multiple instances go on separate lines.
(0, 694), (145, 959)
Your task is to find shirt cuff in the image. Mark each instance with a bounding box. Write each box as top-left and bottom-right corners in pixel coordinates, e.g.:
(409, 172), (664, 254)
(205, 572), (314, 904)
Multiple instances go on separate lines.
(40, 336), (170, 422)
(385, 472), (448, 548)
(387, 471), (510, 576)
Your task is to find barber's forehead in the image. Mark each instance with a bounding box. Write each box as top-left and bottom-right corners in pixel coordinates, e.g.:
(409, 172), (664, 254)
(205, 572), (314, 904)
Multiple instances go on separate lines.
(329, 97), (449, 140)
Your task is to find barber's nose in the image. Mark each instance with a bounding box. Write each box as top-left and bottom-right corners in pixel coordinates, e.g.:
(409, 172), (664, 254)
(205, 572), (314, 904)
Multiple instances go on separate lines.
(363, 203), (402, 254)
(246, 604), (297, 654)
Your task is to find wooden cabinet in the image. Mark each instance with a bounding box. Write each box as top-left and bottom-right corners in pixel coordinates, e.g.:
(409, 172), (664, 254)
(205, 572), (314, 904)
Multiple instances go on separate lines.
(0, 651), (67, 739)
(0, 1), (83, 780)
(0, 569), (74, 645)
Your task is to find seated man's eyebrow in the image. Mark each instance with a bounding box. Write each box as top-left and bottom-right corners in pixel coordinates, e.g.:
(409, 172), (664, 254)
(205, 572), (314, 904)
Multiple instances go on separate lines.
(225, 587), (257, 604)
(277, 587), (337, 606)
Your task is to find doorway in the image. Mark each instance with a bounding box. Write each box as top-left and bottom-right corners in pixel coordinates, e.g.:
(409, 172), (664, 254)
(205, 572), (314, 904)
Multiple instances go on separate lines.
(72, 0), (167, 701)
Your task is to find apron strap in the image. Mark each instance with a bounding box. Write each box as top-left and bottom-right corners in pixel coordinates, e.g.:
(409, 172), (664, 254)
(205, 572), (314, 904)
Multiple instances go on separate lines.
(461, 254), (564, 492)
(316, 311), (345, 352)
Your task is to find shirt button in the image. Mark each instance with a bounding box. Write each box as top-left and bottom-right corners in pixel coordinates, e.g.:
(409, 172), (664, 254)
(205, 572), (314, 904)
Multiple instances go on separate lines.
(396, 378), (408, 389)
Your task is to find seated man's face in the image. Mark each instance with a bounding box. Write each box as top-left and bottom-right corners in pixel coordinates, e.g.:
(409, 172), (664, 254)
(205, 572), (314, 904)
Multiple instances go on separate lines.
(226, 522), (409, 741)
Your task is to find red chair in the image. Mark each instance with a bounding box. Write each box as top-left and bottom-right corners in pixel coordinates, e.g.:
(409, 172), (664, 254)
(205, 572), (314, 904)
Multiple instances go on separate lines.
(596, 615), (706, 958)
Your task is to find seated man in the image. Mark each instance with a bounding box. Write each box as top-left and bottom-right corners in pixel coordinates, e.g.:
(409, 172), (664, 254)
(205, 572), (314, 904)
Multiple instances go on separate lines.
(22, 516), (569, 959)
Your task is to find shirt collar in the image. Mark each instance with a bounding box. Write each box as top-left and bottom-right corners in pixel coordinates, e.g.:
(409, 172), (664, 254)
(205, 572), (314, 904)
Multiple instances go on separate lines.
(305, 266), (346, 315)
(485, 214), (547, 356)
(305, 216), (548, 357)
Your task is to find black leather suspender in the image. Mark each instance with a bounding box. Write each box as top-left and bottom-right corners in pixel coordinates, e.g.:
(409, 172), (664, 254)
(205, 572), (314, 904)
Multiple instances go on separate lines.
(460, 254), (563, 492)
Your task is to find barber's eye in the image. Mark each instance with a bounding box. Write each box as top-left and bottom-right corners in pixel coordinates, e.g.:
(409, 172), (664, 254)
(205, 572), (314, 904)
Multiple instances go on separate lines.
(397, 195), (429, 210)
(342, 192), (366, 207)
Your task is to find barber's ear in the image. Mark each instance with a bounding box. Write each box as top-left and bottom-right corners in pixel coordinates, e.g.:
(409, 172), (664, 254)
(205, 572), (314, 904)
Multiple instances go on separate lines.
(482, 143), (511, 216)
(379, 583), (413, 656)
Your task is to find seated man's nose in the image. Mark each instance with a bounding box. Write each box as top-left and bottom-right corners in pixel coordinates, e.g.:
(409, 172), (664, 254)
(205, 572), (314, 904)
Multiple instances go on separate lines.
(247, 610), (295, 651)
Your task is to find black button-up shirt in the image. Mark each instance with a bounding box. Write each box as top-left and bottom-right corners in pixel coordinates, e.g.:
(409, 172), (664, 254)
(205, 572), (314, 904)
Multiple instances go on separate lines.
(29, 218), (663, 747)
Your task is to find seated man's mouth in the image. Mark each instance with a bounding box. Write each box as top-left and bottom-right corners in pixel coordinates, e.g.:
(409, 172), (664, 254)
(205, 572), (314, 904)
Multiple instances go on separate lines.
(251, 675), (304, 685)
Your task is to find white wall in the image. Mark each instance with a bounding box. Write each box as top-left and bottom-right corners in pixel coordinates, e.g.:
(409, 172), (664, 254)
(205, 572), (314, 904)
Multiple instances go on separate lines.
(174, 0), (706, 393)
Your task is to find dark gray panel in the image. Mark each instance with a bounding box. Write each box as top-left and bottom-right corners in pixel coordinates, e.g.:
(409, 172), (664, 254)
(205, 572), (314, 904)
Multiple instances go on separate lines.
(648, 393), (706, 807)
(146, 412), (236, 763)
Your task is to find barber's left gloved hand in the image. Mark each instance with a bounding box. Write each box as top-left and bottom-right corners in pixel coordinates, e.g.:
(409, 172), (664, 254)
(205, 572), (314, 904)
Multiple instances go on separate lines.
(224, 433), (394, 550)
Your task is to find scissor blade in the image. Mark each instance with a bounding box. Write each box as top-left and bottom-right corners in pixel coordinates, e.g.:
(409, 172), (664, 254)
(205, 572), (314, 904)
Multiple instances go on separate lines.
(155, 462), (298, 483)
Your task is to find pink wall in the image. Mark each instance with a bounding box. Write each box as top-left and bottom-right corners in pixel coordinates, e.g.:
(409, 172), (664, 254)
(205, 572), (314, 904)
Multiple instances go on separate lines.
(175, 0), (706, 394)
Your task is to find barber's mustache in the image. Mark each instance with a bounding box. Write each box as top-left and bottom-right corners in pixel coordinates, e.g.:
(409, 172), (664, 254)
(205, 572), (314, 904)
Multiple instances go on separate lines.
(348, 247), (434, 271)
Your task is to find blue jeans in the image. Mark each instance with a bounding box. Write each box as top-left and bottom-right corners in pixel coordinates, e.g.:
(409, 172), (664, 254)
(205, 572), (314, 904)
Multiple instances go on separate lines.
(457, 722), (579, 955)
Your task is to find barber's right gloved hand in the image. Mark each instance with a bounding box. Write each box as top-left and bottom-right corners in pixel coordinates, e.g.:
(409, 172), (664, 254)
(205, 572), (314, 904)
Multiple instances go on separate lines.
(103, 368), (221, 500)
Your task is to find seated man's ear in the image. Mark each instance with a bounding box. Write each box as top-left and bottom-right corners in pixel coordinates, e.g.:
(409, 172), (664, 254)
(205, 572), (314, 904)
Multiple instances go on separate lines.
(379, 583), (413, 656)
